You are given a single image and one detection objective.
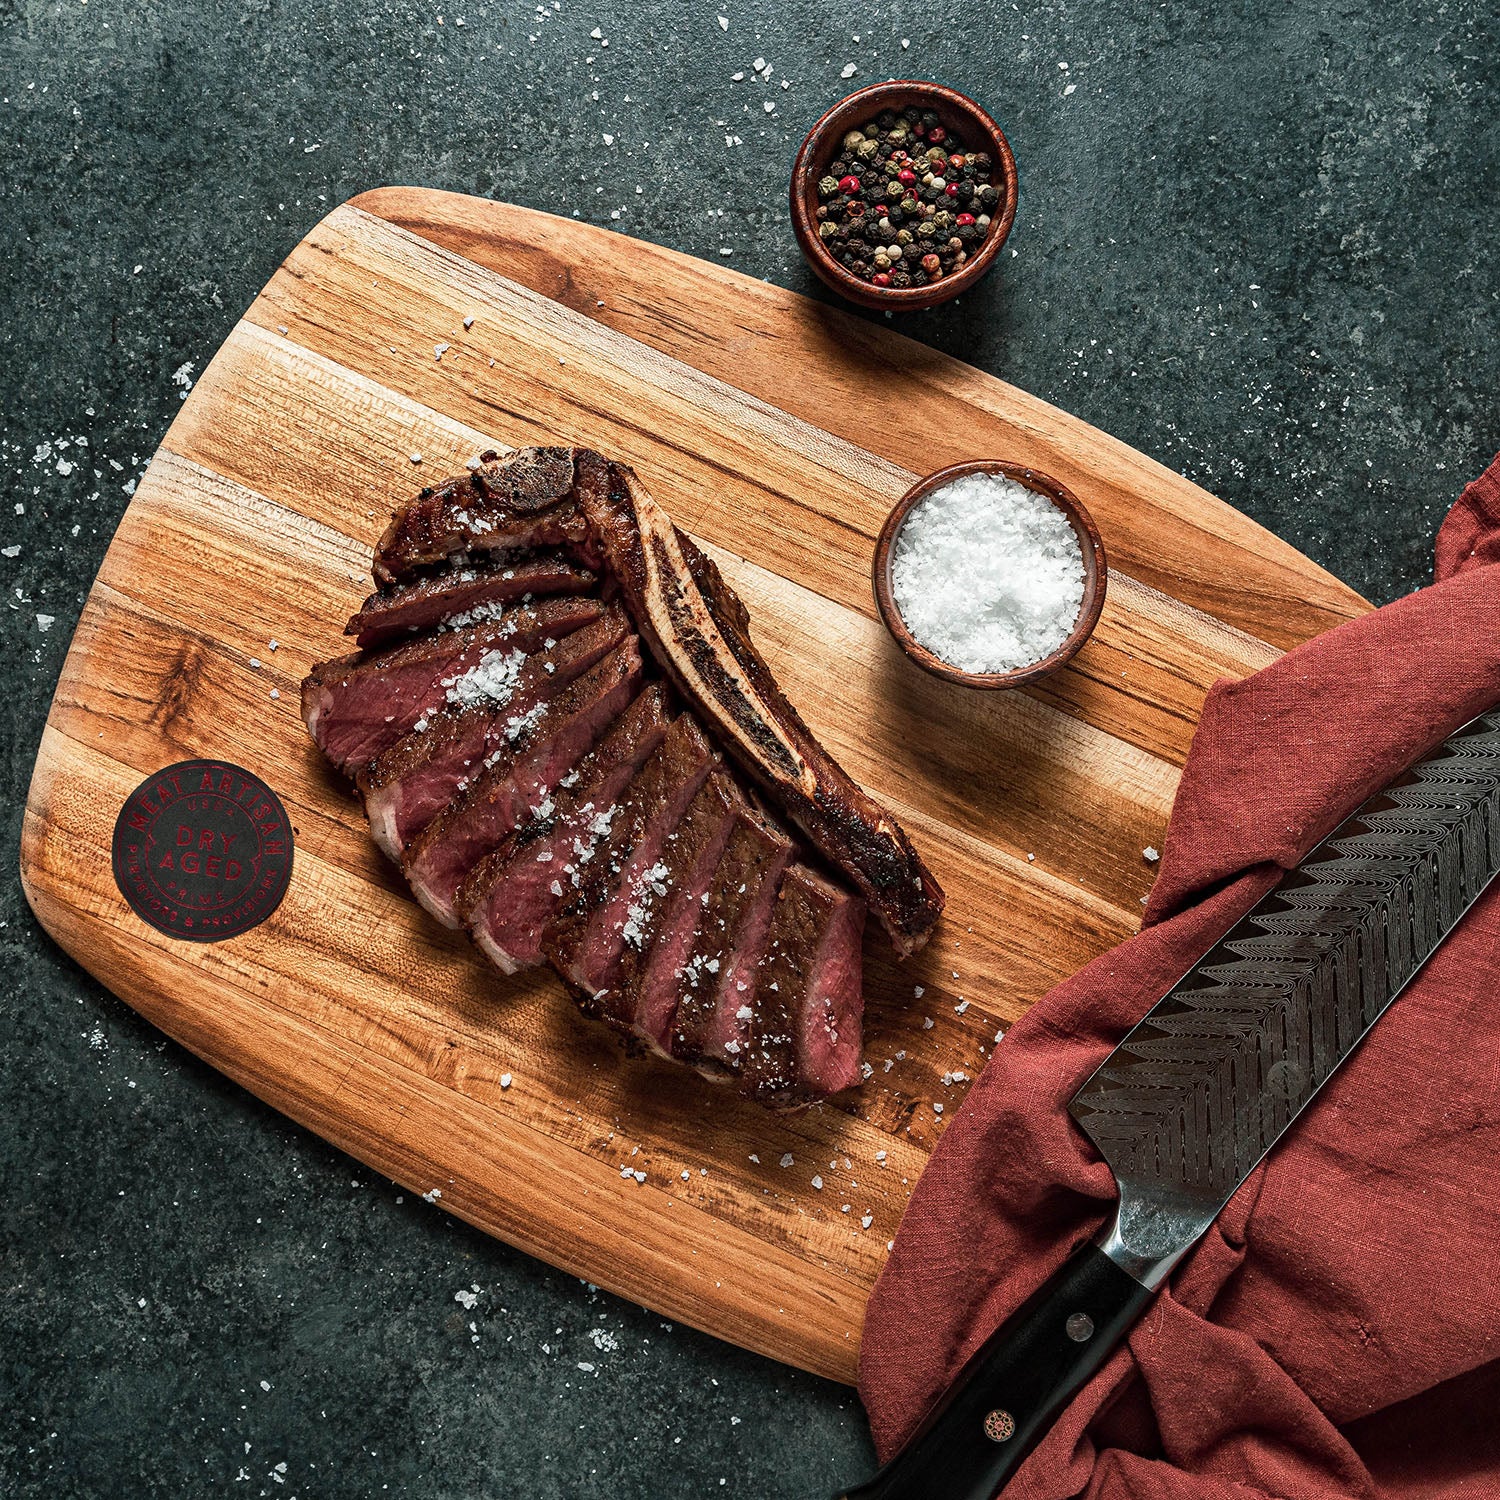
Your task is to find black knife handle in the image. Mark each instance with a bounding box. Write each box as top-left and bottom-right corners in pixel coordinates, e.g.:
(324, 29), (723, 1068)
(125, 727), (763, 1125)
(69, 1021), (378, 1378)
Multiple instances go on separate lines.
(837, 1245), (1154, 1500)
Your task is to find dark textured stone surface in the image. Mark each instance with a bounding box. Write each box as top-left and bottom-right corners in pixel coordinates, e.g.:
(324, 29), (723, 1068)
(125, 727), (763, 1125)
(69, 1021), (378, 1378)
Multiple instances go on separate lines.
(2, 1), (1496, 1495)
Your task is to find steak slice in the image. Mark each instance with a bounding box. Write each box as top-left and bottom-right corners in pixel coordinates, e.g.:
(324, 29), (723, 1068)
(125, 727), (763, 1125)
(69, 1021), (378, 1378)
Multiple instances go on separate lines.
(543, 715), (716, 1004)
(374, 447), (586, 585)
(668, 805), (795, 1071)
(359, 605), (628, 856)
(457, 684), (672, 974)
(741, 864), (866, 1104)
(403, 639), (643, 927)
(593, 769), (746, 1049)
(573, 456), (941, 957)
(346, 552), (599, 648)
(303, 596), (606, 773)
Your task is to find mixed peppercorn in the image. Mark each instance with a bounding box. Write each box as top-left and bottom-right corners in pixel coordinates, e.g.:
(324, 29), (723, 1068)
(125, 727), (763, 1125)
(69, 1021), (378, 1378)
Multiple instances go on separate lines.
(814, 106), (1004, 289)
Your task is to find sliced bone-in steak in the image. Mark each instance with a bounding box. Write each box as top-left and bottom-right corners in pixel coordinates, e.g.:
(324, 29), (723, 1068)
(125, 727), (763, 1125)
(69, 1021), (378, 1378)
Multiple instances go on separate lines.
(742, 864), (866, 1103)
(359, 606), (628, 855)
(594, 769), (746, 1049)
(403, 639), (643, 927)
(668, 805), (795, 1070)
(374, 447), (587, 585)
(303, 597), (606, 773)
(543, 715), (716, 1004)
(345, 551), (599, 649)
(457, 684), (672, 974)
(370, 445), (943, 958)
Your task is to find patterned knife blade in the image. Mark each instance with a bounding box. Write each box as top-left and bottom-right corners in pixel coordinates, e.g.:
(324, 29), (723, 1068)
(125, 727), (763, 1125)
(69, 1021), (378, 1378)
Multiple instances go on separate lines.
(841, 707), (1500, 1500)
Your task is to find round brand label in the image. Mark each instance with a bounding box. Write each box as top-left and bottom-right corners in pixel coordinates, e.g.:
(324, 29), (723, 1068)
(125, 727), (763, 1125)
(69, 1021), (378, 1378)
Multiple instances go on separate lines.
(111, 759), (294, 942)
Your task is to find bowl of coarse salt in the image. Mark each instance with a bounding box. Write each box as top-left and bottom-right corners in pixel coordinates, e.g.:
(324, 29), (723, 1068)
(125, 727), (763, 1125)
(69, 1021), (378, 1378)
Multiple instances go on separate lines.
(872, 460), (1107, 689)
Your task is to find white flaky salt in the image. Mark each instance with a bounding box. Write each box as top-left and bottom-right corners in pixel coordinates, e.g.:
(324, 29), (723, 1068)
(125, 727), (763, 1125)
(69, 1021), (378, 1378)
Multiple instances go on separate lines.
(891, 472), (1086, 673)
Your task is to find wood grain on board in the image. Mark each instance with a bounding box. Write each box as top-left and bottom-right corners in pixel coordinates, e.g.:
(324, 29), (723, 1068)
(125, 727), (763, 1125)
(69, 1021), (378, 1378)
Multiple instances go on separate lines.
(19, 191), (1369, 1384)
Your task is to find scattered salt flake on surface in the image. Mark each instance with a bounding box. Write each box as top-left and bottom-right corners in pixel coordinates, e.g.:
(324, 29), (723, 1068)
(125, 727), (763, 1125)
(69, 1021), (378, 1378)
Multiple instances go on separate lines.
(748, 1153), (760, 1164)
(410, 452), (423, 464)
(955, 999), (969, 1014)
(717, 13), (728, 28)
(682, 1169), (690, 1181)
(463, 315), (475, 329)
(841, 62), (857, 77)
(1143, 846), (1160, 863)
(259, 1380), (272, 1392)
(901, 37), (910, 47)
(2, 545), (19, 558)
(500, 1073), (512, 1089)
(422, 1187), (442, 1202)
(434, 342), (449, 360)
(577, 1361), (595, 1372)
(811, 1175), (823, 1190)
(841, 1203), (850, 1213)
(731, 71), (744, 80)
(922, 1016), (934, 1029)
(763, 100), (775, 112)
(602, 133), (614, 145)
(913, 984), (924, 998)
(36, 614), (54, 631)
(779, 1153), (794, 1168)
(875, 1149), (887, 1162)
(861, 1213), (873, 1228)
(933, 1102), (945, 1115)
(455, 1288), (479, 1310)
(633, 1169), (647, 1184)
(269, 688), (280, 700)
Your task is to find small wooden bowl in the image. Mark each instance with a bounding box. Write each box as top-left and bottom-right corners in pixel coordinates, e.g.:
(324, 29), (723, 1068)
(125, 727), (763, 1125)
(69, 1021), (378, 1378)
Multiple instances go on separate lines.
(790, 81), (1018, 312)
(872, 460), (1107, 689)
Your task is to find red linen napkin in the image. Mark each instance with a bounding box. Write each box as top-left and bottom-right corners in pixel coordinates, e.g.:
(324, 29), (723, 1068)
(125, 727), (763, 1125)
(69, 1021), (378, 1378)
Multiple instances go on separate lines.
(858, 455), (1500, 1500)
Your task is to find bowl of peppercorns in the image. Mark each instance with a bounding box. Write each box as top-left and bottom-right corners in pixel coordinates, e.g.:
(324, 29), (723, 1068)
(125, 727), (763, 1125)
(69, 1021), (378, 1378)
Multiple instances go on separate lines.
(790, 81), (1018, 312)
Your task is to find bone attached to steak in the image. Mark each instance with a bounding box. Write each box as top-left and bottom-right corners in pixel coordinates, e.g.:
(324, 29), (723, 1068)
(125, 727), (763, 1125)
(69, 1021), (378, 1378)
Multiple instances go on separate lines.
(373, 447), (587, 585)
(402, 640), (643, 926)
(579, 462), (941, 956)
(742, 863), (866, 1103)
(594, 769), (746, 1050)
(359, 606), (628, 855)
(303, 597), (606, 773)
(668, 804), (795, 1071)
(346, 551), (599, 649)
(457, 684), (672, 974)
(542, 714), (716, 1004)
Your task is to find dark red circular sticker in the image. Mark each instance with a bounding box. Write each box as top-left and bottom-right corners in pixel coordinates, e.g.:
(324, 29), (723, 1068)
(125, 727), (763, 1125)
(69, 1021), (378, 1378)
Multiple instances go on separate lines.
(111, 760), (294, 942)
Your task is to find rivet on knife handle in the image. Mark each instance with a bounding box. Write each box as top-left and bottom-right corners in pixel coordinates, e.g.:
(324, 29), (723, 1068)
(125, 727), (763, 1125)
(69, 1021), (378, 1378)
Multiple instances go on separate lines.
(838, 707), (1500, 1499)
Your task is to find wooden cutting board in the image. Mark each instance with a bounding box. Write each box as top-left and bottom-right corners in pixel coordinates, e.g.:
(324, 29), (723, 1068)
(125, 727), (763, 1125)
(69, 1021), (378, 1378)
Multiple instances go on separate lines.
(19, 190), (1369, 1385)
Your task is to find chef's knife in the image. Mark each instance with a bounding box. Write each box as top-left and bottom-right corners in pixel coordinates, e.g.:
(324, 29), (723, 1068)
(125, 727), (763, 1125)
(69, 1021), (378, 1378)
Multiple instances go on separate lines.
(840, 706), (1500, 1500)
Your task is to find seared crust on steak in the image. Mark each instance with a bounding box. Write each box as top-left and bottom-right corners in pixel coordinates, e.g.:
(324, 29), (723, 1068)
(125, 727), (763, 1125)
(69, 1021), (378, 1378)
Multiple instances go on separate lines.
(373, 447), (588, 585)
